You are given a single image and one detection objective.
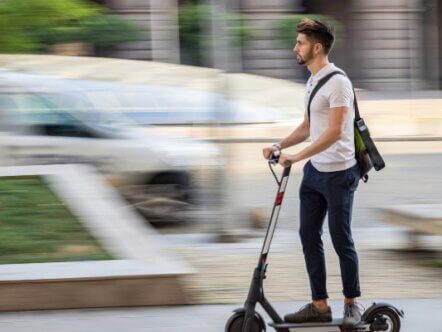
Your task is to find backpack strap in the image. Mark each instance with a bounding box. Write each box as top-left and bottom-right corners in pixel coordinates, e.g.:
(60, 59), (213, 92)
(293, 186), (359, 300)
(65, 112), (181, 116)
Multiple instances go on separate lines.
(307, 71), (345, 122)
(353, 84), (361, 121)
(307, 70), (362, 121)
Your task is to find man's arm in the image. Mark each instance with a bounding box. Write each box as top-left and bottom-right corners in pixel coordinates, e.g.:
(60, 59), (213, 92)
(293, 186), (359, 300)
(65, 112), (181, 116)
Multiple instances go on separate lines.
(262, 113), (310, 159)
(279, 106), (348, 165)
(278, 112), (310, 149)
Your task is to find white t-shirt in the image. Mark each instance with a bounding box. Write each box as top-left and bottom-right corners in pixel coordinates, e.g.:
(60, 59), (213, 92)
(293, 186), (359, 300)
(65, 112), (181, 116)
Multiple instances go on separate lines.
(304, 63), (357, 172)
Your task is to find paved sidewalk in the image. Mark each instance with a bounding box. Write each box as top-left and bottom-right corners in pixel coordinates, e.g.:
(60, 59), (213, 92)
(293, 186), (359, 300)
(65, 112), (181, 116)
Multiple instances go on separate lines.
(0, 298), (440, 331)
(163, 231), (442, 305)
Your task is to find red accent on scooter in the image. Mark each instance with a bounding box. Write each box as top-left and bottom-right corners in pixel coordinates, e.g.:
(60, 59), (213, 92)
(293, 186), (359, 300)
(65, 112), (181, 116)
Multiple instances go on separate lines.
(276, 199), (282, 205)
(278, 192), (284, 198)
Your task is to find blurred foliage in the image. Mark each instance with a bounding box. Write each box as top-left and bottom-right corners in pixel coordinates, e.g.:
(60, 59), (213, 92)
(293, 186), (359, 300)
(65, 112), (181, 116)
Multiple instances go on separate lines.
(0, 176), (113, 264)
(80, 14), (141, 47)
(276, 14), (345, 50)
(178, 3), (254, 65)
(0, 0), (141, 54)
(422, 259), (442, 268)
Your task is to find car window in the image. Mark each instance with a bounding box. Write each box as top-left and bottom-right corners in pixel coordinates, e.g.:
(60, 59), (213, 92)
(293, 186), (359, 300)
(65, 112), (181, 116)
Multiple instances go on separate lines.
(0, 93), (100, 138)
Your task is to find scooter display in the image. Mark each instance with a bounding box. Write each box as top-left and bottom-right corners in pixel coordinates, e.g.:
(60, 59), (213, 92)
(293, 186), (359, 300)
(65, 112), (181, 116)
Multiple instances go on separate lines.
(225, 151), (404, 332)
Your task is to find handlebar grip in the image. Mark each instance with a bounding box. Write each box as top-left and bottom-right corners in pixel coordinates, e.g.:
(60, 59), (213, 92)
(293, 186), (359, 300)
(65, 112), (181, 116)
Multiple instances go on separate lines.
(269, 150), (280, 164)
(284, 160), (292, 167)
(270, 150), (281, 158)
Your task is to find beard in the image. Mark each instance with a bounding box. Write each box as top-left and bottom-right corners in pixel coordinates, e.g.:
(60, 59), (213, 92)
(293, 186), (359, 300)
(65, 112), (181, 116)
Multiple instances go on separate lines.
(296, 47), (314, 65)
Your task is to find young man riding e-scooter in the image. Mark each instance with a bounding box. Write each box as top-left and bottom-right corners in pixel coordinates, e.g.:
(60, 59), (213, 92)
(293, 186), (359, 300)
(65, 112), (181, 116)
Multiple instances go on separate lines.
(263, 17), (362, 327)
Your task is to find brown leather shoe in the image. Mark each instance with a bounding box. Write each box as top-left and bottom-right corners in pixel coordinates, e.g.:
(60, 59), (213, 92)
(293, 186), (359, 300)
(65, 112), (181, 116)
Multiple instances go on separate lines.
(284, 303), (332, 323)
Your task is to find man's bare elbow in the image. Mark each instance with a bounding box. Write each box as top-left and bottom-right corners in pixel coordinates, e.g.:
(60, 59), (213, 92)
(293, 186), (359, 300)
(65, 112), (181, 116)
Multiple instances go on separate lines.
(330, 127), (343, 140)
(302, 125), (310, 140)
(301, 121), (310, 134)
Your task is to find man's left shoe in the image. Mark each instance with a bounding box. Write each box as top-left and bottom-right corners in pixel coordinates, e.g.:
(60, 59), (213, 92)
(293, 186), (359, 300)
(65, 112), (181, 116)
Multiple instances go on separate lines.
(342, 302), (362, 326)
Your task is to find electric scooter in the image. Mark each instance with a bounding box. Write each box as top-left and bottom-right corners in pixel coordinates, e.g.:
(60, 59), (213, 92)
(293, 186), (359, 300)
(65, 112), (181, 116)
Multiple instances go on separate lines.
(225, 151), (404, 332)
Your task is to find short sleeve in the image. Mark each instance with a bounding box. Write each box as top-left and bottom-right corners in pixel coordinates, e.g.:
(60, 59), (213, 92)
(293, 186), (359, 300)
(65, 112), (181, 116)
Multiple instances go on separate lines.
(328, 76), (353, 108)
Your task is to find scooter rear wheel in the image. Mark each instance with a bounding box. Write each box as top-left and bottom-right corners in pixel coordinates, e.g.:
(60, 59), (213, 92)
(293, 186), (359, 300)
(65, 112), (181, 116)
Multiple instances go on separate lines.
(225, 312), (264, 332)
(367, 307), (401, 332)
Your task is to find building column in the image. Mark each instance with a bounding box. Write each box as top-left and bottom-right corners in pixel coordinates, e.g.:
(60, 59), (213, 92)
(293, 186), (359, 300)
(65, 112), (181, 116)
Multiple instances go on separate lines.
(149, 0), (180, 64)
(107, 0), (180, 64)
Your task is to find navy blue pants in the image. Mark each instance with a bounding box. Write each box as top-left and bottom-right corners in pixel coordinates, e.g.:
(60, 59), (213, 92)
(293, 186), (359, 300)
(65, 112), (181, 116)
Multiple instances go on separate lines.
(299, 161), (361, 300)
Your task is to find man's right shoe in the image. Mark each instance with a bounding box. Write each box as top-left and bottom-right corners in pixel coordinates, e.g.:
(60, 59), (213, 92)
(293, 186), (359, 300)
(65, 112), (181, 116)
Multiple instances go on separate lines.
(342, 302), (363, 326)
(284, 303), (332, 323)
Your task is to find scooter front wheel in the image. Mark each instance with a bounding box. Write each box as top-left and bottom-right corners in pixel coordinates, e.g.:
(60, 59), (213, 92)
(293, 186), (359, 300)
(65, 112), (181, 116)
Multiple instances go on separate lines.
(225, 311), (264, 332)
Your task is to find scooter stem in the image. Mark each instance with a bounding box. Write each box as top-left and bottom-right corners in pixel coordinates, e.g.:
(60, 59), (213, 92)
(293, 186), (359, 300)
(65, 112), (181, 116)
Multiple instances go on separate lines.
(258, 163), (291, 268)
(242, 161), (291, 332)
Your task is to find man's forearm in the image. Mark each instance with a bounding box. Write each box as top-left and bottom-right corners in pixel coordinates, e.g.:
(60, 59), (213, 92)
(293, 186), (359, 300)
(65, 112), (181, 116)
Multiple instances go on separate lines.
(279, 122), (310, 149)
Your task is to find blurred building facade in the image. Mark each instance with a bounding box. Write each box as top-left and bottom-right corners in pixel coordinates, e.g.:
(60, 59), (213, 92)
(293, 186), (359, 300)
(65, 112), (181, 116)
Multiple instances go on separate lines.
(101, 0), (442, 90)
(105, 0), (180, 63)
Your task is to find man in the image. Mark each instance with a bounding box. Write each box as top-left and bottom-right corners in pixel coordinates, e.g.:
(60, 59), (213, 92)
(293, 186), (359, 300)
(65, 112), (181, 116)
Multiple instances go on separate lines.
(262, 18), (362, 326)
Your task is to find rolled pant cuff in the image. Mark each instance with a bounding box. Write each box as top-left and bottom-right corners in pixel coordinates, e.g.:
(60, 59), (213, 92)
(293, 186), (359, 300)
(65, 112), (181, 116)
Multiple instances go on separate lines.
(344, 292), (361, 299)
(312, 294), (329, 301)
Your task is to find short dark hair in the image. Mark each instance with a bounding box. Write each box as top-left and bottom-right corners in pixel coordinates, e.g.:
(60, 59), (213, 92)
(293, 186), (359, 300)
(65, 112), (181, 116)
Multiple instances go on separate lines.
(296, 18), (335, 54)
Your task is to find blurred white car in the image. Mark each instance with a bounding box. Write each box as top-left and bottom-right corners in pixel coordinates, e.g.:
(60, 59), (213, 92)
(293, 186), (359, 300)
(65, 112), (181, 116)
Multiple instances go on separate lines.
(0, 71), (223, 223)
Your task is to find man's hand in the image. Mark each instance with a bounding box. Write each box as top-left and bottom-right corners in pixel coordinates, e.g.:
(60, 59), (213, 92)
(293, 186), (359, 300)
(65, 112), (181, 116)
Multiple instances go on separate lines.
(278, 153), (299, 168)
(262, 145), (280, 160)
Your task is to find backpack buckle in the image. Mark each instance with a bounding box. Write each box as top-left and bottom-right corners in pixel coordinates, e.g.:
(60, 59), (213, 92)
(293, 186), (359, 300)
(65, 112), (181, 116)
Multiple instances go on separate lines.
(355, 119), (367, 131)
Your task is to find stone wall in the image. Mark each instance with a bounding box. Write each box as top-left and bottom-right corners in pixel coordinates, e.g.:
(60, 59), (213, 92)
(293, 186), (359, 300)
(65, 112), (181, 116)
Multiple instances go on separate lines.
(105, 0), (440, 90)
(350, 0), (427, 90)
(239, 0), (304, 80)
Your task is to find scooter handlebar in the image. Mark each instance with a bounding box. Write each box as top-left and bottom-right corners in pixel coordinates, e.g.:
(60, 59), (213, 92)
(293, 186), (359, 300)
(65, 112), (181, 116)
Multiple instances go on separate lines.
(268, 150), (280, 164)
(269, 150), (292, 167)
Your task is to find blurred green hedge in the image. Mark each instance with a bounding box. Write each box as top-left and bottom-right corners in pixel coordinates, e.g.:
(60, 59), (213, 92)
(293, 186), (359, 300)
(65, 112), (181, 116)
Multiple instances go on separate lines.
(0, 0), (141, 54)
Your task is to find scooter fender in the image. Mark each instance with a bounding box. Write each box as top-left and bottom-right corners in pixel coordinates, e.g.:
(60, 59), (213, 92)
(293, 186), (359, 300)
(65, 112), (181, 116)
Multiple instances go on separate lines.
(361, 302), (404, 321)
(231, 308), (266, 331)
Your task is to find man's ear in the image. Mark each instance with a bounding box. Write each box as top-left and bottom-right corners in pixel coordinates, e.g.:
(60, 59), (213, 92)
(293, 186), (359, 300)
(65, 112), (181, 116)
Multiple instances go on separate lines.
(313, 43), (323, 55)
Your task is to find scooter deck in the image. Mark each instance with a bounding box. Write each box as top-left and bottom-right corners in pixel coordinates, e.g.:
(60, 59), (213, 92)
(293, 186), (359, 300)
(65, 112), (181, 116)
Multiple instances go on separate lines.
(269, 319), (369, 331)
